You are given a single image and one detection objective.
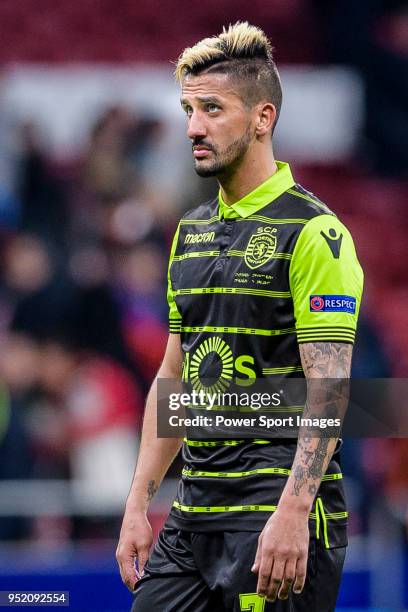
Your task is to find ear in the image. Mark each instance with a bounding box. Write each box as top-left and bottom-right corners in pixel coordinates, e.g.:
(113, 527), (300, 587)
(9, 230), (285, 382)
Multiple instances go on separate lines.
(255, 103), (277, 137)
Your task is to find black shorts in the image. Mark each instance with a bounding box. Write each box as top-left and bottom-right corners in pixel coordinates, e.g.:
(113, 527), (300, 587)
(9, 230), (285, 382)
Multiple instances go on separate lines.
(131, 527), (346, 612)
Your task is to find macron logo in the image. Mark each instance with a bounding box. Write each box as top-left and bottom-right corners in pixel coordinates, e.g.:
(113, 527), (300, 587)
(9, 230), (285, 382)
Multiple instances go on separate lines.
(184, 231), (215, 244)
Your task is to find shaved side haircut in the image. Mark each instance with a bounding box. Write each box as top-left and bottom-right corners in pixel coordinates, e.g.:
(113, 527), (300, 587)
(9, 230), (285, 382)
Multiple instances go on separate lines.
(175, 21), (282, 132)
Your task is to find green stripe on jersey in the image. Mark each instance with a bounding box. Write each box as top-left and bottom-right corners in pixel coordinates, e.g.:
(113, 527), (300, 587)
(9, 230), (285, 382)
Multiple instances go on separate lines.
(183, 438), (271, 447)
(182, 467), (342, 480)
(297, 326), (356, 342)
(174, 287), (291, 298)
(286, 188), (331, 212)
(181, 325), (296, 337)
(173, 251), (220, 261)
(297, 326), (356, 333)
(173, 250), (293, 261)
(309, 511), (348, 520)
(262, 365), (304, 374)
(297, 333), (355, 343)
(182, 467), (292, 478)
(173, 501), (278, 513)
(179, 216), (219, 226)
(297, 327), (356, 335)
(227, 250), (293, 260)
(236, 215), (308, 225)
(173, 501), (347, 518)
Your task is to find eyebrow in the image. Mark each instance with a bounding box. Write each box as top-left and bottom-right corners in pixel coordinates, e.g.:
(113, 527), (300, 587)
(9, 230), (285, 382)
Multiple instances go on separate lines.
(180, 95), (222, 107)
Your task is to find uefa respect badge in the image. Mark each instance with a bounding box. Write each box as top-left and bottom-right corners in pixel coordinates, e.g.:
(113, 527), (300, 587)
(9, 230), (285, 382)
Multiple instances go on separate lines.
(310, 295), (356, 314)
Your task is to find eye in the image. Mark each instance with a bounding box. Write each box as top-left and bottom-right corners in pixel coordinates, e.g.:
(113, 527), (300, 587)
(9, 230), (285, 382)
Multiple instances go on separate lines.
(183, 105), (193, 117)
(207, 103), (220, 113)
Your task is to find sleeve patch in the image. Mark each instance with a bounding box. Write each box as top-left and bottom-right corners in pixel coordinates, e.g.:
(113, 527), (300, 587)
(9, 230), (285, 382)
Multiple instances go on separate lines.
(310, 295), (356, 314)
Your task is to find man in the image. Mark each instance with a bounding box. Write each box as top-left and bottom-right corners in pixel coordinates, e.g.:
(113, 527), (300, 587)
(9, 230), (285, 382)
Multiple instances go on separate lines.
(116, 22), (363, 611)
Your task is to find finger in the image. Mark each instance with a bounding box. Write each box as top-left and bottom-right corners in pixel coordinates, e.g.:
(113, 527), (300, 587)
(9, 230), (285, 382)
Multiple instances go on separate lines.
(293, 554), (307, 594)
(120, 558), (138, 591)
(256, 552), (273, 596)
(116, 547), (139, 591)
(137, 548), (150, 577)
(278, 558), (296, 600)
(266, 559), (285, 602)
(251, 536), (262, 573)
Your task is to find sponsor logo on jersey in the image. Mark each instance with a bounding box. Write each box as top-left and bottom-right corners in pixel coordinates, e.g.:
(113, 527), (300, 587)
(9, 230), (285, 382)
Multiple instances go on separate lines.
(182, 337), (257, 391)
(310, 295), (356, 314)
(184, 231), (215, 244)
(188, 336), (234, 393)
(244, 227), (277, 270)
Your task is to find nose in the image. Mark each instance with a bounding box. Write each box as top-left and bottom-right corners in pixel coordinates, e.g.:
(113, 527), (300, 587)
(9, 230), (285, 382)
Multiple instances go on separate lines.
(187, 110), (207, 141)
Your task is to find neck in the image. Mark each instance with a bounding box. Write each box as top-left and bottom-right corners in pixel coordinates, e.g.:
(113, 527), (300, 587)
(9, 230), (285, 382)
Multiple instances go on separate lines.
(219, 145), (277, 205)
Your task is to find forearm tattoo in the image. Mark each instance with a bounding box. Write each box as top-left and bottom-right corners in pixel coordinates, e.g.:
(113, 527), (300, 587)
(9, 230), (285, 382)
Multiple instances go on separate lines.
(146, 479), (158, 502)
(290, 342), (352, 500)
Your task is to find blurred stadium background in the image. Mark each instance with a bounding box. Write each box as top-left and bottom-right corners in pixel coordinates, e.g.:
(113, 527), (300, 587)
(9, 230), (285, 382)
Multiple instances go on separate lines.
(0, 1), (407, 610)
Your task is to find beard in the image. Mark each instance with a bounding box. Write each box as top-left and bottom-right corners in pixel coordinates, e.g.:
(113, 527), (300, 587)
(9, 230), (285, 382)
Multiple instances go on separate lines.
(193, 124), (254, 178)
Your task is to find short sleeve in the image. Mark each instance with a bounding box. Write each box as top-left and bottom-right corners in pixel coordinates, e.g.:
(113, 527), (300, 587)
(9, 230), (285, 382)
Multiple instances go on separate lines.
(167, 223), (182, 334)
(289, 214), (364, 344)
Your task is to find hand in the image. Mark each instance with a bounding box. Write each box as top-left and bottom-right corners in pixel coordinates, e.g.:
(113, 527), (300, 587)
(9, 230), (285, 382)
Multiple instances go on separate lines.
(116, 509), (153, 592)
(251, 506), (309, 602)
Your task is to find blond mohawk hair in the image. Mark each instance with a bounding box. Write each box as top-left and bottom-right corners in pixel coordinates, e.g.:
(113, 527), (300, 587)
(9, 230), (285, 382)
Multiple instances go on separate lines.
(175, 21), (273, 82)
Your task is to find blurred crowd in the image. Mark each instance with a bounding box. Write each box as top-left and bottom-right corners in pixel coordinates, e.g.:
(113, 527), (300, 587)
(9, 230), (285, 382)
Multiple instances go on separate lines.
(0, 0), (406, 554)
(0, 107), (174, 542)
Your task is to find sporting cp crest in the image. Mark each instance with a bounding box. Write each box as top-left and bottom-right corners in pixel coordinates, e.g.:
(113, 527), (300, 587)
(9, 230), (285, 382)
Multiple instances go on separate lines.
(244, 226), (277, 269)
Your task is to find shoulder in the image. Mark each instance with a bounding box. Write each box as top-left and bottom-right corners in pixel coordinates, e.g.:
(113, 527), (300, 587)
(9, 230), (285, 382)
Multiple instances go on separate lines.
(282, 183), (357, 244)
(287, 185), (362, 274)
(178, 196), (219, 224)
(281, 183), (336, 221)
(290, 209), (363, 285)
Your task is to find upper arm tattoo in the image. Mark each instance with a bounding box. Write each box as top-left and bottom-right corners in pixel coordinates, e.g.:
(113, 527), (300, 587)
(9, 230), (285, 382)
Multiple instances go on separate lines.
(299, 342), (352, 378)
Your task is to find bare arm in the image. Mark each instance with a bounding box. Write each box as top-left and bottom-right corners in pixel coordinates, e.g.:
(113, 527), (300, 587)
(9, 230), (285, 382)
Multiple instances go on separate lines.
(116, 334), (184, 590)
(280, 342), (352, 513)
(125, 334), (184, 513)
(252, 342), (352, 602)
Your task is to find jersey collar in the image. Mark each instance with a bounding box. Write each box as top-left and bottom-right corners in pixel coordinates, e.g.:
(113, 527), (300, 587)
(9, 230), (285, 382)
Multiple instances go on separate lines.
(218, 161), (295, 220)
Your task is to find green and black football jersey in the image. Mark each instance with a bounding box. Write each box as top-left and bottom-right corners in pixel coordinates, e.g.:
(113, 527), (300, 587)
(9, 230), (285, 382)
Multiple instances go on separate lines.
(165, 161), (364, 546)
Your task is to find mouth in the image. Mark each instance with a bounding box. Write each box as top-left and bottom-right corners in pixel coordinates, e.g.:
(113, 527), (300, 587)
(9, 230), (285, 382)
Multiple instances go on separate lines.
(193, 146), (213, 159)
